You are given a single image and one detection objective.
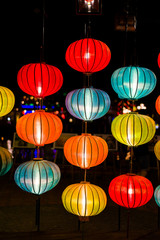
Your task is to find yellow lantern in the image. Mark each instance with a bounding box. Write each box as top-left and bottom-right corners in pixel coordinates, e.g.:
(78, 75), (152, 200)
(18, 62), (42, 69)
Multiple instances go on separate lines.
(111, 113), (155, 146)
(154, 140), (160, 160)
(0, 86), (15, 117)
(62, 181), (107, 217)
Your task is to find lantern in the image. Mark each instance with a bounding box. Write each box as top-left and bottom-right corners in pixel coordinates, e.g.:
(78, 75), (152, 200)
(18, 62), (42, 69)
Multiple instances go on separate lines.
(0, 147), (13, 176)
(154, 140), (160, 160)
(0, 86), (15, 117)
(14, 159), (61, 195)
(155, 96), (160, 115)
(16, 110), (63, 146)
(111, 112), (155, 146)
(158, 53), (160, 68)
(108, 173), (153, 208)
(17, 63), (63, 98)
(111, 66), (157, 100)
(62, 181), (107, 216)
(65, 38), (111, 74)
(154, 185), (160, 207)
(64, 133), (108, 169)
(65, 87), (111, 121)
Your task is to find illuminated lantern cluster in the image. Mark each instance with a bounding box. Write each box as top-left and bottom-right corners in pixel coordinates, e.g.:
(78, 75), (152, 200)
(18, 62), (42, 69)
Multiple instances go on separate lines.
(0, 147), (13, 176)
(0, 86), (15, 117)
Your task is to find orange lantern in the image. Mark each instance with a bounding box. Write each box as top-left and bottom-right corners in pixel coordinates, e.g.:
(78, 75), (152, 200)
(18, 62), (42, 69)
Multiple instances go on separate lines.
(64, 133), (108, 169)
(155, 96), (160, 115)
(16, 110), (63, 146)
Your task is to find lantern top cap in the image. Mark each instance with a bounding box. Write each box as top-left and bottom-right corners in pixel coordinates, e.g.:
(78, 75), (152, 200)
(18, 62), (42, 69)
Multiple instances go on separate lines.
(125, 173), (136, 176)
(33, 158), (43, 161)
(80, 181), (90, 184)
(81, 133), (91, 136)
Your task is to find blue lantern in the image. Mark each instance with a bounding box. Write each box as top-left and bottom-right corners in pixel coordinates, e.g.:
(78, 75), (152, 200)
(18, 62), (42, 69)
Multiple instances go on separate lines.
(65, 87), (111, 121)
(111, 66), (157, 100)
(154, 185), (160, 207)
(14, 159), (61, 195)
(0, 147), (13, 176)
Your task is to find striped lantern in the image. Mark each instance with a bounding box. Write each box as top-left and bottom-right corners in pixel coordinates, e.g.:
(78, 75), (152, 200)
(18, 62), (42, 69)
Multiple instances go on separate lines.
(0, 147), (13, 176)
(154, 140), (160, 160)
(154, 185), (160, 207)
(155, 96), (160, 115)
(14, 159), (61, 195)
(0, 86), (15, 117)
(65, 87), (111, 121)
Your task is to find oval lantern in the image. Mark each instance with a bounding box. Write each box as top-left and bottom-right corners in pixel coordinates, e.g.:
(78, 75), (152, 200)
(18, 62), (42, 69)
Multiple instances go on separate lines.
(64, 133), (108, 169)
(0, 86), (15, 117)
(14, 159), (61, 195)
(16, 110), (63, 146)
(155, 96), (160, 115)
(17, 63), (63, 98)
(62, 181), (107, 216)
(65, 38), (111, 74)
(0, 147), (13, 176)
(65, 87), (111, 121)
(111, 66), (157, 100)
(154, 185), (160, 207)
(158, 53), (160, 68)
(111, 112), (155, 146)
(108, 173), (153, 208)
(154, 140), (160, 160)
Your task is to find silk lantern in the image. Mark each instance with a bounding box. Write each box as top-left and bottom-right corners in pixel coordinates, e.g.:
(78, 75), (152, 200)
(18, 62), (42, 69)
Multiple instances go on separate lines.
(65, 38), (111, 74)
(154, 185), (160, 207)
(62, 181), (107, 216)
(17, 63), (63, 98)
(65, 87), (111, 121)
(64, 133), (108, 169)
(16, 110), (63, 146)
(111, 66), (157, 100)
(0, 86), (15, 117)
(14, 159), (61, 195)
(154, 140), (160, 160)
(158, 53), (160, 68)
(0, 147), (13, 176)
(155, 96), (160, 115)
(111, 112), (155, 146)
(109, 173), (153, 208)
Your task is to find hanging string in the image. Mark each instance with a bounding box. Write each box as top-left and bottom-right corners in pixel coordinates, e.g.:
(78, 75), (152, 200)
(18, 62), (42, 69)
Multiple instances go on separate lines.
(40, 0), (46, 63)
(84, 169), (87, 182)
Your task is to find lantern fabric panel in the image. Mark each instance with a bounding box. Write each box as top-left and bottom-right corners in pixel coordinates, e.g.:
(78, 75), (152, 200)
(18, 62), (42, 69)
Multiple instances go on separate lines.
(65, 38), (111, 74)
(154, 140), (160, 160)
(65, 88), (111, 121)
(154, 185), (160, 207)
(17, 63), (63, 98)
(0, 86), (15, 117)
(14, 160), (61, 195)
(62, 182), (107, 216)
(108, 174), (153, 208)
(111, 66), (157, 100)
(155, 96), (160, 115)
(0, 147), (13, 176)
(111, 113), (155, 146)
(16, 110), (63, 146)
(64, 133), (108, 169)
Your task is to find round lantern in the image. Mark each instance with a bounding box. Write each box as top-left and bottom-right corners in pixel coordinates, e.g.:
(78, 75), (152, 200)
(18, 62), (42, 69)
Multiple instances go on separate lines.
(65, 87), (111, 121)
(65, 38), (111, 74)
(17, 63), (63, 98)
(16, 110), (63, 146)
(111, 66), (157, 100)
(0, 86), (15, 117)
(158, 53), (160, 68)
(62, 181), (107, 216)
(64, 133), (108, 169)
(109, 173), (153, 208)
(154, 185), (160, 207)
(0, 147), (13, 176)
(111, 112), (155, 146)
(155, 96), (160, 115)
(154, 140), (160, 160)
(14, 159), (61, 195)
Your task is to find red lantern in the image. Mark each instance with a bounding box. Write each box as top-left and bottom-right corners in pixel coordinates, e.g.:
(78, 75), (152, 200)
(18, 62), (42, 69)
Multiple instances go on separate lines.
(108, 174), (153, 208)
(17, 63), (63, 98)
(65, 38), (111, 74)
(158, 53), (160, 68)
(155, 95), (160, 115)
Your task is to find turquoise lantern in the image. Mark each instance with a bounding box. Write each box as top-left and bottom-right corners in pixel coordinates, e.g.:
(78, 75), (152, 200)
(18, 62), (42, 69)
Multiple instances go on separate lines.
(111, 66), (157, 100)
(14, 159), (61, 195)
(154, 185), (160, 207)
(0, 147), (13, 176)
(65, 87), (111, 121)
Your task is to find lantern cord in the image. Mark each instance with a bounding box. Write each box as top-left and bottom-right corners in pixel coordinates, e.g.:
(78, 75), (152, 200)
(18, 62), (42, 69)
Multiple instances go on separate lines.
(123, 12), (128, 66)
(37, 146), (40, 158)
(84, 169), (87, 182)
(157, 159), (160, 183)
(40, 0), (46, 62)
(130, 147), (134, 173)
(84, 121), (88, 133)
(126, 209), (130, 239)
(39, 98), (43, 110)
(35, 196), (41, 232)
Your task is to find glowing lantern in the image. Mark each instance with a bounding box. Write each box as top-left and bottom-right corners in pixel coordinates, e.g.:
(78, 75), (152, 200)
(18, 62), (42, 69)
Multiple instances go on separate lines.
(16, 110), (63, 146)
(0, 147), (13, 176)
(158, 53), (160, 68)
(0, 86), (15, 117)
(17, 63), (63, 98)
(65, 38), (111, 74)
(14, 159), (60, 195)
(64, 133), (108, 169)
(65, 87), (111, 121)
(62, 181), (107, 216)
(155, 96), (160, 115)
(111, 66), (157, 100)
(111, 112), (155, 146)
(109, 173), (153, 208)
(154, 140), (160, 160)
(154, 185), (160, 207)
